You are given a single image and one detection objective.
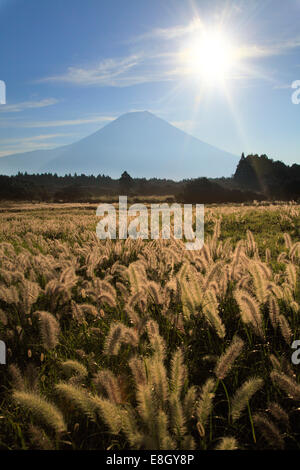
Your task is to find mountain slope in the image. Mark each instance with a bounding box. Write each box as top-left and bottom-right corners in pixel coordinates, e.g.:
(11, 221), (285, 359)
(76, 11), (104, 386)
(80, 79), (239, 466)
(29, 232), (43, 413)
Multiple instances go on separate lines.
(0, 111), (239, 178)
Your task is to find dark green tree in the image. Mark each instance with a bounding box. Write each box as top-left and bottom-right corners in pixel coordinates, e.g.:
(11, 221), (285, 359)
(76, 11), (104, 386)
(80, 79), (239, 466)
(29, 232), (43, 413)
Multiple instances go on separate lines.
(119, 171), (133, 194)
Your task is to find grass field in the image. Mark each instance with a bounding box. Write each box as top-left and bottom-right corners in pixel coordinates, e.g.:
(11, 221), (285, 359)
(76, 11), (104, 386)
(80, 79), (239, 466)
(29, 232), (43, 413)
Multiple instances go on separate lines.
(0, 202), (300, 450)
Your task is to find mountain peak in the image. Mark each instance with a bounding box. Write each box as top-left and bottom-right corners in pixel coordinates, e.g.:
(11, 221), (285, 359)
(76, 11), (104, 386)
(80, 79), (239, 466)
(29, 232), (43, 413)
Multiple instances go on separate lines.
(116, 110), (155, 121)
(0, 111), (239, 179)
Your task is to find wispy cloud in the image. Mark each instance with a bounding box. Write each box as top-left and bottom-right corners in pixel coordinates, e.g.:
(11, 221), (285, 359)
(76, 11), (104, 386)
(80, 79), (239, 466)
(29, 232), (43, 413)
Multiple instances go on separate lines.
(131, 18), (204, 42)
(238, 38), (300, 59)
(37, 18), (300, 89)
(273, 83), (295, 90)
(0, 133), (73, 157)
(0, 143), (55, 157)
(38, 53), (178, 88)
(39, 55), (143, 87)
(0, 98), (59, 113)
(133, 18), (300, 59)
(0, 133), (74, 145)
(0, 114), (115, 128)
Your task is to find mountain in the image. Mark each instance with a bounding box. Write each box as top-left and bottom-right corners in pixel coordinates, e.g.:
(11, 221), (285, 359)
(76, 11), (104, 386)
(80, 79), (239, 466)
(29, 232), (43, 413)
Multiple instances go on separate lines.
(0, 111), (239, 179)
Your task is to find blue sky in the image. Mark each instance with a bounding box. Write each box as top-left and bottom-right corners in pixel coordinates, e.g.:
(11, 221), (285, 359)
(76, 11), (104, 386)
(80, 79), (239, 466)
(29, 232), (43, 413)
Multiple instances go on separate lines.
(0, 0), (300, 166)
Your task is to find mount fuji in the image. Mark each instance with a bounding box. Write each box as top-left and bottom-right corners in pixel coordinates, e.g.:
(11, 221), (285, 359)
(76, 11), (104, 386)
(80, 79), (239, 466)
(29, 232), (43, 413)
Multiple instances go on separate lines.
(0, 111), (239, 179)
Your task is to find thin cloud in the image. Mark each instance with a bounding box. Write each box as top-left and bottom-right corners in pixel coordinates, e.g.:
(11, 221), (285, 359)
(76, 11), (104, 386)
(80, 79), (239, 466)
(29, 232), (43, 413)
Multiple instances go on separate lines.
(0, 142), (58, 157)
(132, 18), (204, 42)
(0, 133), (75, 158)
(133, 18), (300, 59)
(1, 133), (74, 145)
(39, 55), (143, 86)
(37, 18), (300, 89)
(273, 83), (295, 90)
(238, 38), (300, 59)
(0, 115), (115, 128)
(38, 51), (180, 88)
(0, 98), (59, 113)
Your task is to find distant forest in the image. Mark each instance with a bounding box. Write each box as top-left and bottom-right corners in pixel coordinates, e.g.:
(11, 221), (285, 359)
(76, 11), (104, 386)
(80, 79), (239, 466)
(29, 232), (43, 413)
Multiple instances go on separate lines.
(0, 153), (300, 203)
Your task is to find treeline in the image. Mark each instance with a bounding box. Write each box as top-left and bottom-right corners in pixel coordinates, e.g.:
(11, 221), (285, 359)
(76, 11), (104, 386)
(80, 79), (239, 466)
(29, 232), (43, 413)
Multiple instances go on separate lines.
(0, 154), (299, 203)
(233, 153), (300, 200)
(0, 171), (182, 202)
(180, 177), (262, 204)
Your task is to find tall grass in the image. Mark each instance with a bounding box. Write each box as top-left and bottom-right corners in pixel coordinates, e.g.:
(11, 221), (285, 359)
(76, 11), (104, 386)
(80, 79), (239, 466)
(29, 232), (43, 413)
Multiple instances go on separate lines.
(0, 202), (300, 450)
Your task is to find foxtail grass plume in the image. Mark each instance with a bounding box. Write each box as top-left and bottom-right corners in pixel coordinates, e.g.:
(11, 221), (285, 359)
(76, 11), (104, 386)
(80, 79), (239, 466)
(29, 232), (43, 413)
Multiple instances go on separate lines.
(231, 377), (263, 422)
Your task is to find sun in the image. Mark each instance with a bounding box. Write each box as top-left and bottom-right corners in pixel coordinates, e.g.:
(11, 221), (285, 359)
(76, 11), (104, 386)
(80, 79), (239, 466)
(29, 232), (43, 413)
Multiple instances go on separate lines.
(180, 29), (236, 84)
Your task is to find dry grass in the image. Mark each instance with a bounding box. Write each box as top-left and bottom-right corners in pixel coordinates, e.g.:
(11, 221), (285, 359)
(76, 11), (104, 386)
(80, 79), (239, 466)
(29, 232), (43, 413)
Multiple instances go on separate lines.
(0, 202), (300, 450)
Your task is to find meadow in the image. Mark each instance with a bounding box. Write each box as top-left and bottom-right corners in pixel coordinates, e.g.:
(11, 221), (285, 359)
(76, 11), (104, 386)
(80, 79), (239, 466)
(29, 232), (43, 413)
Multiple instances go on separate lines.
(0, 202), (300, 450)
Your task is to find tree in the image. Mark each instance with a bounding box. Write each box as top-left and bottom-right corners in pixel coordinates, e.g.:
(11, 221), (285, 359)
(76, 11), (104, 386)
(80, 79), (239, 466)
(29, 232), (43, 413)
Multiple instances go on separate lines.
(119, 171), (133, 194)
(234, 154), (260, 190)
